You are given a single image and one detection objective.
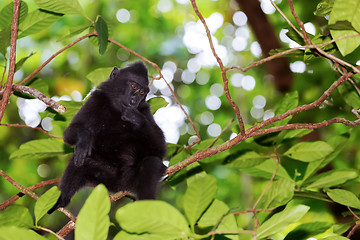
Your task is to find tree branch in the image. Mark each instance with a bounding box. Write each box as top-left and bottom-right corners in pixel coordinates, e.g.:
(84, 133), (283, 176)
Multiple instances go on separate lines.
(0, 123), (61, 139)
(0, 178), (60, 210)
(11, 84), (66, 113)
(190, 0), (246, 135)
(0, 0), (20, 122)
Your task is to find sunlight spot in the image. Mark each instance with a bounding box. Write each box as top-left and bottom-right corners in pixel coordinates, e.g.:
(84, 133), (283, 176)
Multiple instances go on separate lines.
(157, 0), (173, 13)
(250, 41), (262, 57)
(232, 36), (247, 51)
(205, 95), (222, 110)
(210, 83), (224, 97)
(251, 107), (264, 119)
(207, 123), (222, 137)
(253, 95), (266, 109)
(200, 111), (214, 125)
(230, 73), (243, 87)
(290, 61), (306, 73)
(116, 9), (130, 23)
(242, 75), (256, 91)
(233, 11), (247, 26)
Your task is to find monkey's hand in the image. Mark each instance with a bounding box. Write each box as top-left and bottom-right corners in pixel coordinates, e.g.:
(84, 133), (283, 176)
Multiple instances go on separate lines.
(72, 134), (93, 166)
(73, 145), (92, 166)
(121, 107), (144, 129)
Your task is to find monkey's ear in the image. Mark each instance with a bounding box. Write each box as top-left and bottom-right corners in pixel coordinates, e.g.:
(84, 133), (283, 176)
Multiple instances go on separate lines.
(110, 67), (120, 79)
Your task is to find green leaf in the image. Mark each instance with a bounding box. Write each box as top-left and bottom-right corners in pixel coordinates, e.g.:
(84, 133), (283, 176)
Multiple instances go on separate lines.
(75, 184), (110, 240)
(302, 135), (348, 182)
(15, 52), (35, 72)
(34, 187), (61, 224)
(0, 205), (33, 228)
(86, 67), (113, 86)
(284, 222), (332, 240)
(18, 9), (62, 38)
(329, 0), (360, 56)
(319, 236), (350, 240)
(306, 170), (357, 189)
(0, 1), (28, 29)
(198, 199), (238, 240)
(0, 226), (47, 240)
(241, 158), (291, 180)
(57, 23), (92, 42)
(284, 141), (333, 162)
(272, 91), (298, 126)
(95, 16), (108, 55)
(256, 204), (310, 239)
(116, 200), (190, 240)
(148, 97), (169, 114)
(329, 20), (358, 31)
(0, 27), (11, 56)
(279, 129), (313, 140)
(285, 28), (305, 46)
(327, 189), (360, 209)
(114, 231), (161, 240)
(183, 175), (217, 227)
(34, 0), (87, 17)
(314, 0), (334, 17)
(226, 151), (269, 169)
(10, 139), (65, 161)
(259, 179), (295, 209)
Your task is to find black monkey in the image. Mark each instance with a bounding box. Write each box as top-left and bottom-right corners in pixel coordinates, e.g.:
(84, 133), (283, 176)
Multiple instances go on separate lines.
(48, 62), (167, 214)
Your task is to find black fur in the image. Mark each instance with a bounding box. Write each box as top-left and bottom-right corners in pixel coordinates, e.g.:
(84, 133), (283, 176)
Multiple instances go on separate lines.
(48, 62), (167, 214)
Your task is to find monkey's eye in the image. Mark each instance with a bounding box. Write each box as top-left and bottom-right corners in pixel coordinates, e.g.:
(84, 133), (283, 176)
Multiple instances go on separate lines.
(140, 90), (145, 95)
(132, 85), (137, 90)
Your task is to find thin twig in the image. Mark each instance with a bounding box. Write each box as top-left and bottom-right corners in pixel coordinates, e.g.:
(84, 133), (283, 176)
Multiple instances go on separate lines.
(190, 0), (246, 135)
(252, 154), (280, 238)
(19, 32), (96, 86)
(0, 178), (60, 210)
(0, 0), (20, 122)
(228, 33), (360, 73)
(12, 84), (66, 113)
(207, 119), (234, 149)
(0, 123), (62, 139)
(0, 169), (38, 200)
(37, 226), (66, 240)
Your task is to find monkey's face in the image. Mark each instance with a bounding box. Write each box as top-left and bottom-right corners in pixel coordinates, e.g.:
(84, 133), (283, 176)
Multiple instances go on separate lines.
(125, 80), (149, 108)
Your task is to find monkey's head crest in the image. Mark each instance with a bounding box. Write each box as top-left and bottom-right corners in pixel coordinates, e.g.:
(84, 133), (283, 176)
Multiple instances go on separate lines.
(110, 61), (149, 86)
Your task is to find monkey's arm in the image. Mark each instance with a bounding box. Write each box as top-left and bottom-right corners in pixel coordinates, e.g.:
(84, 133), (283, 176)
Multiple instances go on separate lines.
(63, 124), (94, 166)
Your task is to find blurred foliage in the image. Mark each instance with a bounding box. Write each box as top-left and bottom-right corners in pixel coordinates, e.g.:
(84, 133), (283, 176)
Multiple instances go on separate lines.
(1, 0), (360, 239)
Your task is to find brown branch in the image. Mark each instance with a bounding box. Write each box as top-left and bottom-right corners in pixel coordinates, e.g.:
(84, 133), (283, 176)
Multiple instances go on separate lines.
(228, 33), (360, 73)
(0, 123), (62, 139)
(247, 71), (353, 134)
(57, 220), (76, 238)
(0, 169), (38, 200)
(109, 190), (129, 202)
(166, 70), (356, 176)
(190, 0), (245, 135)
(252, 154), (279, 234)
(37, 226), (66, 240)
(271, 0), (360, 74)
(11, 84), (66, 113)
(0, 0), (20, 122)
(0, 178), (60, 210)
(19, 31), (96, 86)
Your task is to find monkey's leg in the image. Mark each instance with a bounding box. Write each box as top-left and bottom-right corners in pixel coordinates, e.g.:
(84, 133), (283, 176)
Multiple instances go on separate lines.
(48, 161), (87, 214)
(135, 156), (166, 200)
